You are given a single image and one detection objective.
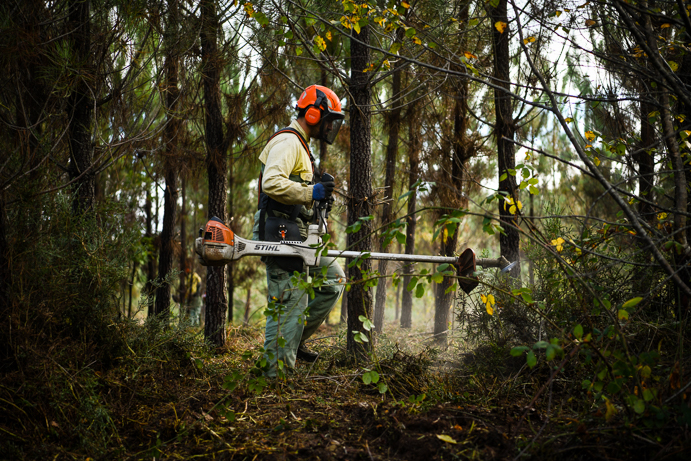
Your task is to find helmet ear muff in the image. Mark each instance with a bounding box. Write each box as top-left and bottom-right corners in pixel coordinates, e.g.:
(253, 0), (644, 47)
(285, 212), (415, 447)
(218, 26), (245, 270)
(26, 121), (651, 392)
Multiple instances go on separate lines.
(304, 106), (321, 125)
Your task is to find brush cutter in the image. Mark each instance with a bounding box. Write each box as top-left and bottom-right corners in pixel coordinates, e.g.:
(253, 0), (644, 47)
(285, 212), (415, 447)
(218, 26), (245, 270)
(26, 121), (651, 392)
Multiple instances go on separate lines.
(194, 209), (516, 294)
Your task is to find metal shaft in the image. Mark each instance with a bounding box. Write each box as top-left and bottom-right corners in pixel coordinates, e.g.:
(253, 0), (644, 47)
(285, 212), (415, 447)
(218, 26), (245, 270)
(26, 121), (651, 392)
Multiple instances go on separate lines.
(325, 250), (508, 269)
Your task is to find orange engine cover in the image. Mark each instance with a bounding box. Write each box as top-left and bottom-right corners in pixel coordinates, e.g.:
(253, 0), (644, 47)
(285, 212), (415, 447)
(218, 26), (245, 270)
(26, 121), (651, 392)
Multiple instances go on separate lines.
(203, 218), (234, 246)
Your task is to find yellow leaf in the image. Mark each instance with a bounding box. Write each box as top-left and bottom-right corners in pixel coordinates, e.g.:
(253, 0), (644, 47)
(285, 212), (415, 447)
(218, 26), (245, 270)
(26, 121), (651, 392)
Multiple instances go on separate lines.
(486, 304), (494, 316)
(340, 16), (352, 30)
(661, 23), (671, 29)
(668, 61), (678, 72)
(326, 31), (332, 41)
(402, 1), (410, 7)
(495, 21), (507, 33)
(523, 36), (537, 44)
(565, 117), (573, 122)
(464, 51), (477, 59)
(442, 227), (448, 243)
(551, 237), (565, 252)
(437, 434), (457, 444)
(584, 130), (596, 142)
(585, 19), (597, 27)
(593, 157), (600, 166)
(657, 212), (668, 221)
(243, 2), (255, 17)
(555, 10), (562, 17)
(487, 294), (495, 306)
(353, 21), (361, 34)
(605, 398), (617, 421)
(413, 36), (422, 45)
(314, 35), (327, 52)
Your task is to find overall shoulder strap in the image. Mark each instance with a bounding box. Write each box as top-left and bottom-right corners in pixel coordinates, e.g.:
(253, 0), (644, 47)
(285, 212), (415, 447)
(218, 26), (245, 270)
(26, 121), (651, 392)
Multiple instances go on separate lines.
(269, 127), (315, 173)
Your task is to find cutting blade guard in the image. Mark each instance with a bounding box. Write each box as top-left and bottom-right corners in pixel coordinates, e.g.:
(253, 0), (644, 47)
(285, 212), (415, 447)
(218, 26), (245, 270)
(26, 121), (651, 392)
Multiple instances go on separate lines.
(456, 248), (480, 294)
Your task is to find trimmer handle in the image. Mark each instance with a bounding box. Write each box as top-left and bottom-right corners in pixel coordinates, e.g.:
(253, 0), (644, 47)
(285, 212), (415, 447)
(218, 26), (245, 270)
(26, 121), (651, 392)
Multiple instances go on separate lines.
(318, 173), (335, 218)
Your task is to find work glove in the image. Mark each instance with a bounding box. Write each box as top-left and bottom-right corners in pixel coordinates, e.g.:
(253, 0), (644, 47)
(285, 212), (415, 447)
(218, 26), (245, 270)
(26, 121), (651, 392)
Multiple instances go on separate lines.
(312, 180), (335, 201)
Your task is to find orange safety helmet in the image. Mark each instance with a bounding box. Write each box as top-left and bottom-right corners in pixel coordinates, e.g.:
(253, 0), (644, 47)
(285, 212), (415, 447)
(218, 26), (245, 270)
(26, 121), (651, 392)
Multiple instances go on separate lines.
(296, 85), (345, 145)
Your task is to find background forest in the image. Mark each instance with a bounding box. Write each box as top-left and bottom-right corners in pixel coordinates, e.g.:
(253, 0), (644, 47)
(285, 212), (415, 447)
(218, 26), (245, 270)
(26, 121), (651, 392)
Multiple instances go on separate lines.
(1, 0), (690, 459)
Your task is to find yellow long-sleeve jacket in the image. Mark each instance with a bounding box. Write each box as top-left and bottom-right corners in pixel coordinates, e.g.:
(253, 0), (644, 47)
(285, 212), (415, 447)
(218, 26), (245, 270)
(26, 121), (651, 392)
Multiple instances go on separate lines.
(258, 120), (315, 207)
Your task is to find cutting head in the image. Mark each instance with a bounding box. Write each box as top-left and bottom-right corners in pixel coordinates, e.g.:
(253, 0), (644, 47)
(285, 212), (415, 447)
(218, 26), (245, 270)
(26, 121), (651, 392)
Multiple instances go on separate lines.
(455, 248), (480, 294)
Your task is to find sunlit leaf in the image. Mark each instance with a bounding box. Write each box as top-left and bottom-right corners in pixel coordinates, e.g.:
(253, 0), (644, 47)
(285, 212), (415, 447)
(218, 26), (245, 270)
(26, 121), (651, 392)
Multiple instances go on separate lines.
(618, 309), (629, 320)
(585, 19), (597, 27)
(494, 21), (507, 33)
(622, 297), (643, 309)
(464, 51), (477, 59)
(437, 434), (457, 444)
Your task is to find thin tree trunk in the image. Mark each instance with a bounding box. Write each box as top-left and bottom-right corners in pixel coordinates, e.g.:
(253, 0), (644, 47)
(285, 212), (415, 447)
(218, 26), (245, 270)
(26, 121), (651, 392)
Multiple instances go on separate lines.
(155, 169), (177, 318)
(145, 186), (157, 318)
(67, 0), (94, 215)
(346, 25), (373, 357)
(434, 91), (469, 345)
(243, 286), (251, 325)
(154, 0), (181, 319)
(227, 150), (234, 325)
(201, 0), (227, 348)
(128, 261), (137, 318)
(373, 53), (402, 333)
(490, 0), (520, 279)
(179, 177), (187, 321)
(400, 102), (420, 329)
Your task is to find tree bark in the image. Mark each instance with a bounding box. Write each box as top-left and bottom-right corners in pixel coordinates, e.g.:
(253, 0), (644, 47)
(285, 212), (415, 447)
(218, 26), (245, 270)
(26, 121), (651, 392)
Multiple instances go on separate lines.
(66, 0), (95, 215)
(400, 102), (421, 329)
(145, 186), (157, 318)
(346, 25), (373, 357)
(154, 0), (181, 319)
(179, 177), (187, 322)
(434, 88), (470, 344)
(490, 0), (520, 279)
(373, 54), (402, 333)
(201, 0), (228, 347)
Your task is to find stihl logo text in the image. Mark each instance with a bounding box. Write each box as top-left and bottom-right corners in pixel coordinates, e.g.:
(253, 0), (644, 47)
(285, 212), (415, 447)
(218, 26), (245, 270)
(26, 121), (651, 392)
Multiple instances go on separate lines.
(255, 244), (279, 251)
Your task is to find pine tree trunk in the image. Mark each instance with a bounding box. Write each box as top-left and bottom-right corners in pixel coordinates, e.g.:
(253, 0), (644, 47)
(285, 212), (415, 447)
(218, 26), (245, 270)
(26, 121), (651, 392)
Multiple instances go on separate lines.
(154, 0), (181, 319)
(400, 103), (420, 329)
(155, 170), (178, 318)
(346, 25), (373, 357)
(490, 0), (520, 279)
(373, 54), (402, 333)
(145, 187), (157, 318)
(227, 143), (234, 325)
(67, 0), (94, 215)
(179, 177), (187, 322)
(201, 0), (227, 348)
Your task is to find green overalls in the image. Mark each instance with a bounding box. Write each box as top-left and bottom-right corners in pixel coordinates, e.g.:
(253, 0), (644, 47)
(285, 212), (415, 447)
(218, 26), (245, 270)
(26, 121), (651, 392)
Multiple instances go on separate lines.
(252, 124), (344, 377)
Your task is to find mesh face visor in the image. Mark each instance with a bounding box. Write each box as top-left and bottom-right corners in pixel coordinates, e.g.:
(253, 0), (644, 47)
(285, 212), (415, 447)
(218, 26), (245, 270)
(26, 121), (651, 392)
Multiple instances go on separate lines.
(319, 110), (344, 145)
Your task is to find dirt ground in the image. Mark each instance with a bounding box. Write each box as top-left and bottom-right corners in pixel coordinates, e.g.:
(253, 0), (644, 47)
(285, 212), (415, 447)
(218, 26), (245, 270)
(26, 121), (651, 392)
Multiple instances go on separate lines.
(2, 323), (690, 460)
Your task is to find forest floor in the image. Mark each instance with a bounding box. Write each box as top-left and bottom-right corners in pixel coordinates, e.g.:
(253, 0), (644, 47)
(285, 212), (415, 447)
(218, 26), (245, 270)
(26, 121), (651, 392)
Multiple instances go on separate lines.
(1, 322), (689, 460)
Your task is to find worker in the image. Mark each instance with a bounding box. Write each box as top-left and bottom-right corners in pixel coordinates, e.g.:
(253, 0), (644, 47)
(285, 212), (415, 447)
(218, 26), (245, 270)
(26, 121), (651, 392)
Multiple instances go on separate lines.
(252, 84), (346, 378)
(184, 264), (203, 326)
